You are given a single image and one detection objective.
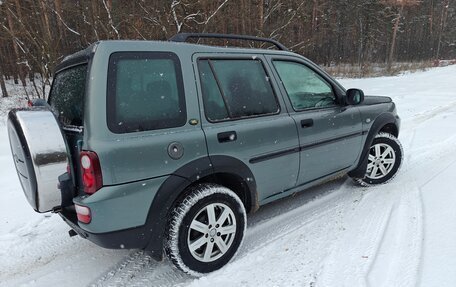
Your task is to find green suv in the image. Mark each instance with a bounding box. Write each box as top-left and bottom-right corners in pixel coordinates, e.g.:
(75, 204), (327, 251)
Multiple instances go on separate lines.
(7, 33), (402, 275)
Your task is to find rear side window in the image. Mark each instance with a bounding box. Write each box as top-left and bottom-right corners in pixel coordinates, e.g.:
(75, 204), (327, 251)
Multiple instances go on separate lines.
(49, 64), (87, 127)
(198, 59), (279, 122)
(107, 52), (186, 133)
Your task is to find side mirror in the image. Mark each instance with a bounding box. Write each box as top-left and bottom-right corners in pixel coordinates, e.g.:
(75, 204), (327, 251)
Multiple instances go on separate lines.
(346, 88), (364, 105)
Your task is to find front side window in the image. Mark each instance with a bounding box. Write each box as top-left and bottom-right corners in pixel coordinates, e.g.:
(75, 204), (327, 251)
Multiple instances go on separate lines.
(49, 64), (87, 127)
(198, 59), (279, 121)
(273, 61), (336, 110)
(107, 52), (186, 133)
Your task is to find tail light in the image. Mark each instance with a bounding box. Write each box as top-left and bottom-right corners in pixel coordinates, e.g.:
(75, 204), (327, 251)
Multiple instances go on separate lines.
(75, 204), (91, 223)
(80, 151), (102, 194)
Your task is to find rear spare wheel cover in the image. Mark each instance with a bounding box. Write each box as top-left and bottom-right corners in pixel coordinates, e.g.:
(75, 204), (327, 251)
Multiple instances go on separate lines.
(8, 108), (69, 212)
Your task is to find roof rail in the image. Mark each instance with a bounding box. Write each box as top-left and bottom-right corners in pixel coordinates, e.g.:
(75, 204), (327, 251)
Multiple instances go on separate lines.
(169, 33), (289, 51)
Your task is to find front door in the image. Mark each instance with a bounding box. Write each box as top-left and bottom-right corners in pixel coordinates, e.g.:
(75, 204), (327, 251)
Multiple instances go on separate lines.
(267, 57), (363, 186)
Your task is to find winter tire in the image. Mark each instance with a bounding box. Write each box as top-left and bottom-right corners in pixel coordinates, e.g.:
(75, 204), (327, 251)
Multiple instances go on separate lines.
(355, 132), (403, 186)
(166, 184), (246, 276)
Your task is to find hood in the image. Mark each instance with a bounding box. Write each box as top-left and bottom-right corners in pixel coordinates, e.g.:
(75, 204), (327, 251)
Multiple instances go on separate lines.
(362, 95), (392, 105)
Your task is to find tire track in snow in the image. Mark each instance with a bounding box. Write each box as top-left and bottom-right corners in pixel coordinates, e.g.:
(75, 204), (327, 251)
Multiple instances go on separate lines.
(406, 134), (456, 187)
(241, 182), (358, 254)
(0, 217), (80, 281)
(415, 157), (456, 287)
(401, 100), (456, 129)
(367, 183), (424, 287)
(315, 189), (395, 287)
(90, 251), (187, 287)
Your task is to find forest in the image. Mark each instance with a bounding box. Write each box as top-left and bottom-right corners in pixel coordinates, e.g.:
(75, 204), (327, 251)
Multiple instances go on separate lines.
(0, 0), (455, 98)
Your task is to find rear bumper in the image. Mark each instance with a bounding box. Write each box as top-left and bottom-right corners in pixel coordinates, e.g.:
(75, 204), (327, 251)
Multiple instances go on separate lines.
(72, 176), (167, 234)
(57, 175), (169, 260)
(59, 208), (163, 260)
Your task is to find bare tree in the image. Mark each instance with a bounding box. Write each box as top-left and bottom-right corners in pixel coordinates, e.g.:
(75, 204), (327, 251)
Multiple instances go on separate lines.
(0, 66), (8, 97)
(436, 0), (450, 59)
(0, 0), (455, 94)
(383, 0), (420, 71)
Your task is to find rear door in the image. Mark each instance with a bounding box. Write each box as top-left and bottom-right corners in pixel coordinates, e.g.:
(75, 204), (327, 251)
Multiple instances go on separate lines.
(266, 55), (363, 186)
(194, 54), (300, 202)
(48, 64), (88, 191)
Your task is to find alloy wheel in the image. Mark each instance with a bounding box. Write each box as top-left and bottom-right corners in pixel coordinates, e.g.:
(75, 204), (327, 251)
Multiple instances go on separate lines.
(187, 203), (237, 263)
(366, 143), (396, 180)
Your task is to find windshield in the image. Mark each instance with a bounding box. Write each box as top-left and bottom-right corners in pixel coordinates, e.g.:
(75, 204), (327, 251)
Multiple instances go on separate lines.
(48, 64), (87, 127)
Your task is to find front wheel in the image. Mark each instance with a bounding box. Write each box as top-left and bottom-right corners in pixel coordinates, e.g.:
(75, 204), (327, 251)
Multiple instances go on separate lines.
(165, 184), (246, 276)
(354, 132), (403, 186)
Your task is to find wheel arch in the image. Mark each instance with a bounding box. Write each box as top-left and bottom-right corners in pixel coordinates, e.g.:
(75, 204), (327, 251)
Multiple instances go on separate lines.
(193, 172), (255, 213)
(348, 113), (399, 178)
(379, 122), (399, 137)
(144, 155), (257, 260)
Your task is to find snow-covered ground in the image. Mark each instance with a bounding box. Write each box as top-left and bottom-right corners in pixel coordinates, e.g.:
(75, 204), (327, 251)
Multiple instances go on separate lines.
(1, 66), (456, 287)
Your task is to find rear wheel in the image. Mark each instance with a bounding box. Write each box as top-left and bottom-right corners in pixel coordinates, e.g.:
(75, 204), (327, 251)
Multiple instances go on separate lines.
(165, 184), (246, 276)
(354, 132), (403, 186)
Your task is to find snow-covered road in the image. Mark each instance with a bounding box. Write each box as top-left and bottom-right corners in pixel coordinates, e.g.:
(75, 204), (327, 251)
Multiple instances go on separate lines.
(1, 66), (456, 287)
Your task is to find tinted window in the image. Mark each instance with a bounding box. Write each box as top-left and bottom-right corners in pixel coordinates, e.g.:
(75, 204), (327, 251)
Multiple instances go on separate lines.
(198, 59), (279, 121)
(49, 64), (87, 127)
(198, 61), (229, 121)
(107, 52), (186, 133)
(273, 61), (336, 110)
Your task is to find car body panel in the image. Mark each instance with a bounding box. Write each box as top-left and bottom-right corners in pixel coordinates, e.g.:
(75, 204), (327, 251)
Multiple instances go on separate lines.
(73, 175), (167, 233)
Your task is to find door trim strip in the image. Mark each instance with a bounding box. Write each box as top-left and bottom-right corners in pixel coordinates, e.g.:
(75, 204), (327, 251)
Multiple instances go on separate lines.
(249, 131), (366, 164)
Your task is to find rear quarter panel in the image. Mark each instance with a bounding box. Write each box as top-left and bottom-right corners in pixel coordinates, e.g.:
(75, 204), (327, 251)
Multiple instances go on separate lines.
(83, 42), (208, 185)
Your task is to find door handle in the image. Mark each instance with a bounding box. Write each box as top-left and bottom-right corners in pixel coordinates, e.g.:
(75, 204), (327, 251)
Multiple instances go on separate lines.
(301, 119), (314, 128)
(217, 131), (237, 143)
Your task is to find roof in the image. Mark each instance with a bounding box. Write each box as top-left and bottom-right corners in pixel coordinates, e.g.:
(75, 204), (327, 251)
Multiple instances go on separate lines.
(56, 34), (300, 72)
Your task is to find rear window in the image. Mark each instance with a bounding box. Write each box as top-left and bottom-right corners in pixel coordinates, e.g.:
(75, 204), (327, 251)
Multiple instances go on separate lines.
(107, 52), (186, 133)
(49, 64), (87, 127)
